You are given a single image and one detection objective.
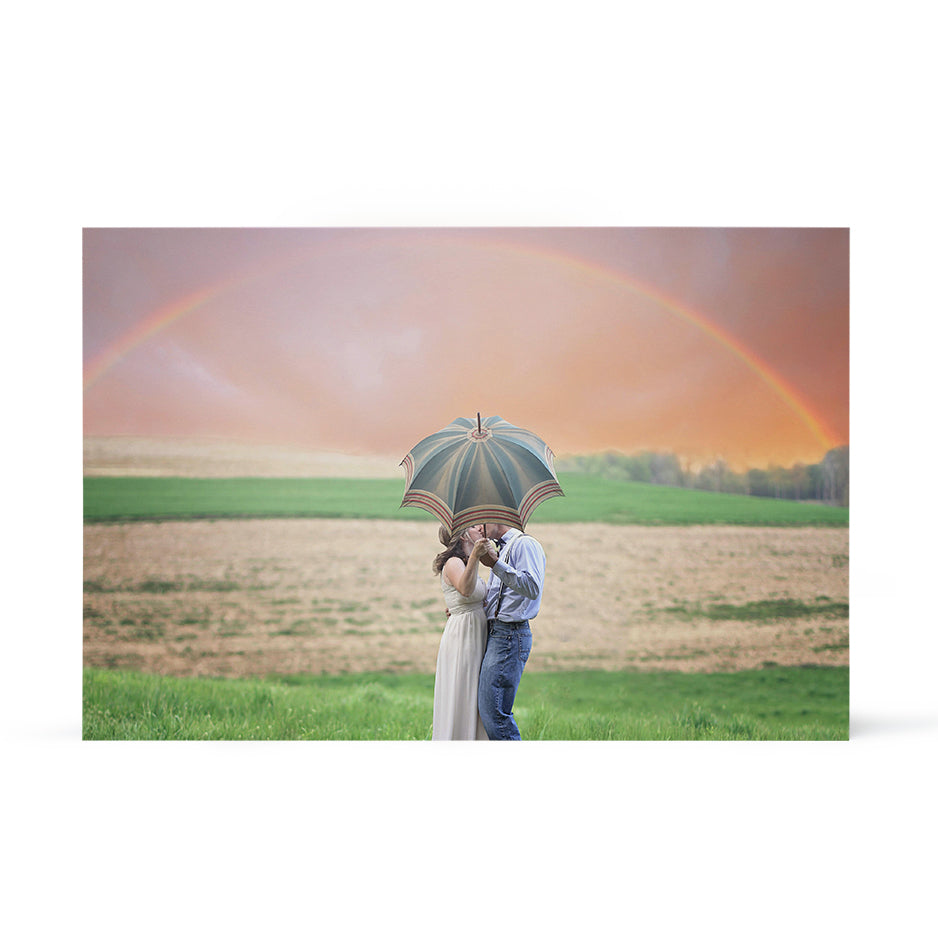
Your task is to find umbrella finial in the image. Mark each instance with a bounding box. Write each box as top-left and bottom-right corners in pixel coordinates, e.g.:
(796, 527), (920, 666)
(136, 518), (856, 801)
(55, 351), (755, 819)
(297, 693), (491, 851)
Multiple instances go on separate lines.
(477, 412), (482, 433)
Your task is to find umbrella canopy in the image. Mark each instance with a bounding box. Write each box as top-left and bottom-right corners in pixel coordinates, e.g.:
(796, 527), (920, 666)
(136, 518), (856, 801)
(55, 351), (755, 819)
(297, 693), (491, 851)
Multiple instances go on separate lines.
(400, 414), (564, 532)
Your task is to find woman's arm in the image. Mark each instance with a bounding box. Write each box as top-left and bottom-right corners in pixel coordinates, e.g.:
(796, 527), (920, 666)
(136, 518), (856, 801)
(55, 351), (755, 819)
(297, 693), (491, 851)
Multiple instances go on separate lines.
(443, 538), (493, 597)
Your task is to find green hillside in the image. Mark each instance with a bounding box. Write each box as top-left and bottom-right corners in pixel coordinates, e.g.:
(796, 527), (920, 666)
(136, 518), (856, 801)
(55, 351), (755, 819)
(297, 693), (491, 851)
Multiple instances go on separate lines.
(83, 473), (848, 526)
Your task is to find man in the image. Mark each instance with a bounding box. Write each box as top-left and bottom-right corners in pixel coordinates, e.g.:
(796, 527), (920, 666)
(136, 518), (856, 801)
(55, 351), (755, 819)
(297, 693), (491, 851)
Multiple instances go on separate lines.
(477, 523), (547, 740)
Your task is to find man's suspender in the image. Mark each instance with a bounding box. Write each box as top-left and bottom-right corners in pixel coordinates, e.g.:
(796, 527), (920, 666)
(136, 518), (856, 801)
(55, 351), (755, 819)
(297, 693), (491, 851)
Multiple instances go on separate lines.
(492, 534), (527, 620)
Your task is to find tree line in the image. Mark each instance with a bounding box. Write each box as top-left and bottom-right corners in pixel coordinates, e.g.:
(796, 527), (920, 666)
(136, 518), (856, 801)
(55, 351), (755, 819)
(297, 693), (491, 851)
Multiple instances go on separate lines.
(555, 445), (849, 507)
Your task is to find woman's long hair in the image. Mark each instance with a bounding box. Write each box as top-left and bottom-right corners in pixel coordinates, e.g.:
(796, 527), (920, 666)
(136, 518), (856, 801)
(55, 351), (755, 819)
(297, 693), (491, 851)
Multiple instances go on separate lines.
(432, 525), (469, 575)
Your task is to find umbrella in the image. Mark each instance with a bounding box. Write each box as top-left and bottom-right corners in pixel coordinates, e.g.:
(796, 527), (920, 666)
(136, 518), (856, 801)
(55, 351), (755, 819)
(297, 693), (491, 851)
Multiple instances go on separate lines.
(400, 413), (564, 533)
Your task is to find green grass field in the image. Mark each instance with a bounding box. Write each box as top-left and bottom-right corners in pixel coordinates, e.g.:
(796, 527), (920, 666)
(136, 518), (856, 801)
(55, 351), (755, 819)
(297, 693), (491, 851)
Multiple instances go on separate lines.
(82, 666), (848, 741)
(83, 473), (849, 526)
(83, 472), (849, 740)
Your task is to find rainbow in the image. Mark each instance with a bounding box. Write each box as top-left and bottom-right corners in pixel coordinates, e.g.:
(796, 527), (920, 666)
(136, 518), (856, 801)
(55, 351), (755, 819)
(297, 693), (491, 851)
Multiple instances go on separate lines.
(82, 240), (321, 390)
(470, 235), (841, 452)
(83, 283), (219, 389)
(83, 231), (842, 451)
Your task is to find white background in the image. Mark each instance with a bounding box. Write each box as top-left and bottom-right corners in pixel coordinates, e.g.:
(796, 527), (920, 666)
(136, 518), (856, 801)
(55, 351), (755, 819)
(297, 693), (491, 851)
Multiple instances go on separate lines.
(4, 2), (935, 935)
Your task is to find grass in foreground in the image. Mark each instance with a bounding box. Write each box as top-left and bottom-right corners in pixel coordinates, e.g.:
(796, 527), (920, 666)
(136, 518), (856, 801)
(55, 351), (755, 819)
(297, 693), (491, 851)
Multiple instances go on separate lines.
(83, 474), (849, 526)
(83, 666), (848, 741)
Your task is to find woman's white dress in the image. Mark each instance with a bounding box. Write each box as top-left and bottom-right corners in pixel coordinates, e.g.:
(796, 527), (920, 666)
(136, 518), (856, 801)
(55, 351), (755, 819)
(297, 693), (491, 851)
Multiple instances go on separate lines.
(432, 574), (489, 740)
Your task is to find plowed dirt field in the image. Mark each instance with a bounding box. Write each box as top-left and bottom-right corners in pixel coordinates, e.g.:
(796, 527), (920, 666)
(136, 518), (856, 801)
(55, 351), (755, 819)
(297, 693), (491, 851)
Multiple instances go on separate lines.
(83, 519), (848, 677)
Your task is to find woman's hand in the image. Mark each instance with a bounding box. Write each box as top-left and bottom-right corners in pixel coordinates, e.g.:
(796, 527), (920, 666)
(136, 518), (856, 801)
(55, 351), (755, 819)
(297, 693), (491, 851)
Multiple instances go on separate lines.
(469, 537), (491, 560)
(448, 532), (497, 596)
(477, 538), (498, 567)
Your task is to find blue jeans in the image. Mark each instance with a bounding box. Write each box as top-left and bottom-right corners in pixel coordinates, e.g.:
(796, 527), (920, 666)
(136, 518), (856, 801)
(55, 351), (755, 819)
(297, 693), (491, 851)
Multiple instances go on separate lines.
(478, 621), (532, 740)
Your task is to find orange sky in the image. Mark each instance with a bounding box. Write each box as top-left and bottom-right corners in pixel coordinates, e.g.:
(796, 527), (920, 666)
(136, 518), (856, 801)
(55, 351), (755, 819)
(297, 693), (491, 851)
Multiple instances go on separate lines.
(83, 227), (848, 470)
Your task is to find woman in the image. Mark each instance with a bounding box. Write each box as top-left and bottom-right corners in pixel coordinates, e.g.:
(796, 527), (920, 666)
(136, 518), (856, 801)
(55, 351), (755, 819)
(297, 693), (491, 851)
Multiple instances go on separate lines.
(431, 524), (497, 740)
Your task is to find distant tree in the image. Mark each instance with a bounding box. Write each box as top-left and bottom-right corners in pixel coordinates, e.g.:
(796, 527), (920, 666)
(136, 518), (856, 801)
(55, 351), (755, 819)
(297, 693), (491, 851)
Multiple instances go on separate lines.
(807, 463), (824, 500)
(649, 451), (683, 486)
(767, 464), (787, 499)
(696, 459), (730, 493)
(723, 467), (748, 495)
(601, 451), (628, 480)
(713, 458), (729, 493)
(822, 446), (849, 506)
(790, 462), (809, 501)
(556, 446), (848, 507)
(627, 452), (652, 483)
(680, 457), (695, 488)
(747, 467), (770, 498)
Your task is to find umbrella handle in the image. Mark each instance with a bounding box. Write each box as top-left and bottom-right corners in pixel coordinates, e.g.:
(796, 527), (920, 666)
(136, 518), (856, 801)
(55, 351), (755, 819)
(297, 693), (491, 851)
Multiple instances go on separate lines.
(478, 413), (484, 538)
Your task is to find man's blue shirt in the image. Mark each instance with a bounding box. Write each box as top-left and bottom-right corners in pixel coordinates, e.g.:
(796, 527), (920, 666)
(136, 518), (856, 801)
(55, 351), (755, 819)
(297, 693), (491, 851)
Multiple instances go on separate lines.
(483, 528), (546, 622)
